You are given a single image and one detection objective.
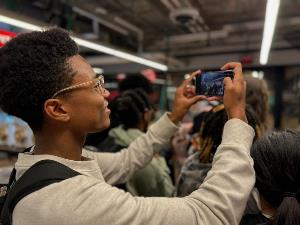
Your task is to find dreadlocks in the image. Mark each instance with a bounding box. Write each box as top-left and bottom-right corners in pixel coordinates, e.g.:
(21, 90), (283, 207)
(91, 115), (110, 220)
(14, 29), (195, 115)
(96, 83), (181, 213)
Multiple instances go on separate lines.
(191, 104), (264, 163)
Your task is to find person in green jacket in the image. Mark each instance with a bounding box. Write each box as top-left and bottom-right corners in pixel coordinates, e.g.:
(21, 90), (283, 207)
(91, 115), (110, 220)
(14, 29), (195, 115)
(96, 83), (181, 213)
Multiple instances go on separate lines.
(105, 89), (174, 196)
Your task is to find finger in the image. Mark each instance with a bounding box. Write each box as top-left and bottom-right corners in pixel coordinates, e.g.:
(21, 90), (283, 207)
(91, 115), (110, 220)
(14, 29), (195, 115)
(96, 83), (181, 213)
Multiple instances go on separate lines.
(185, 84), (193, 90)
(207, 96), (222, 101)
(221, 62), (243, 83)
(184, 82), (196, 99)
(224, 77), (233, 90)
(188, 95), (207, 105)
(184, 77), (199, 97)
(184, 85), (195, 94)
(185, 91), (196, 98)
(221, 62), (242, 72)
(179, 70), (201, 89)
(188, 86), (196, 97)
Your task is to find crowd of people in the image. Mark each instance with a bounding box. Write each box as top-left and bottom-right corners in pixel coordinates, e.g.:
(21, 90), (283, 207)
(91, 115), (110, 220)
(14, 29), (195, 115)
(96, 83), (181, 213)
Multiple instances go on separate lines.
(0, 28), (299, 225)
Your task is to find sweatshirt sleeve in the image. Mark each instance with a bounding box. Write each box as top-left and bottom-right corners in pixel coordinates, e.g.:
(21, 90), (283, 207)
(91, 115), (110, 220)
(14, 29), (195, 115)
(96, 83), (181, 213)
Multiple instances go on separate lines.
(82, 113), (179, 185)
(90, 119), (255, 225)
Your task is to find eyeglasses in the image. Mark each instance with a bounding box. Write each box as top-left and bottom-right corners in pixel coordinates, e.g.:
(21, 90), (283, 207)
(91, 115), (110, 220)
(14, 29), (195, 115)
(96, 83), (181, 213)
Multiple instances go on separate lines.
(51, 75), (105, 99)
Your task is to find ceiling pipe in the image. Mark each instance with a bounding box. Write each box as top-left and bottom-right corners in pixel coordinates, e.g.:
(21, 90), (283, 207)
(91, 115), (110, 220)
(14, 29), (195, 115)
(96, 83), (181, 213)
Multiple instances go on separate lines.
(73, 6), (144, 53)
(167, 30), (228, 43)
(86, 53), (184, 68)
(113, 16), (144, 53)
(161, 16), (300, 46)
(94, 6), (107, 15)
(224, 16), (300, 32)
(182, 0), (193, 7)
(161, 0), (176, 11)
(73, 6), (129, 36)
(0, 10), (168, 71)
(170, 0), (182, 8)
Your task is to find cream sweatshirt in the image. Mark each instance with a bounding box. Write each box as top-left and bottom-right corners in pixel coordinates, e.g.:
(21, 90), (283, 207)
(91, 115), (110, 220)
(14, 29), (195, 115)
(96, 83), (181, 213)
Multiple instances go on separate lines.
(12, 113), (255, 225)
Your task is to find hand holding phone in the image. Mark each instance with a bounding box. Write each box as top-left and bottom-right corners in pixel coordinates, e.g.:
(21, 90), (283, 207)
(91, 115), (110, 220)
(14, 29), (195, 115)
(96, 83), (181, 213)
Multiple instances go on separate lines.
(195, 70), (234, 96)
(221, 62), (247, 122)
(168, 70), (208, 124)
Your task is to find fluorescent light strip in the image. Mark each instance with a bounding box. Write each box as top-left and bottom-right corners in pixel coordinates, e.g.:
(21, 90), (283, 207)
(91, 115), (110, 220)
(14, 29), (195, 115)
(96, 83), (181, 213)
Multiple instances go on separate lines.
(260, 0), (281, 65)
(0, 14), (168, 71)
(0, 15), (42, 31)
(72, 37), (168, 71)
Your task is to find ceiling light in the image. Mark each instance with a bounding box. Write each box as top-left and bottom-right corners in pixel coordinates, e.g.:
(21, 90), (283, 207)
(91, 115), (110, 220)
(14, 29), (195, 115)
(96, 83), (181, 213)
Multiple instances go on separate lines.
(0, 15), (42, 31)
(260, 0), (281, 65)
(0, 14), (168, 71)
(73, 37), (168, 71)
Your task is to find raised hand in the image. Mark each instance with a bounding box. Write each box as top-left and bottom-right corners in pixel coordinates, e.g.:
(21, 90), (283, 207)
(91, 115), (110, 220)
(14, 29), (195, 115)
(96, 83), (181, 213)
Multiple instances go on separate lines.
(168, 70), (207, 124)
(221, 62), (247, 122)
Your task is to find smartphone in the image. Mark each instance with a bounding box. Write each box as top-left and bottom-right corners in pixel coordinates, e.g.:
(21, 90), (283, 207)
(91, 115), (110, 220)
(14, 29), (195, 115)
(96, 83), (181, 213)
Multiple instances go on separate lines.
(195, 70), (234, 96)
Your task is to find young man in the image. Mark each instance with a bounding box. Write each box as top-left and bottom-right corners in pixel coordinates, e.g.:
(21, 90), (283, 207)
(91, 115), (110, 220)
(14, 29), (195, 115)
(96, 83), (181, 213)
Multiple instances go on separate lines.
(0, 28), (255, 225)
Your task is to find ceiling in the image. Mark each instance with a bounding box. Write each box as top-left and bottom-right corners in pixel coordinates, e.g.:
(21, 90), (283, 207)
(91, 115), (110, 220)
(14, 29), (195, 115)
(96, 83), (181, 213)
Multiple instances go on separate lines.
(1, 0), (300, 73)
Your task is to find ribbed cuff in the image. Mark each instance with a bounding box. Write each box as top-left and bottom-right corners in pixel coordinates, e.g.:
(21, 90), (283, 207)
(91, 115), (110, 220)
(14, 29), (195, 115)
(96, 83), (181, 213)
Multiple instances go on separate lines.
(222, 118), (255, 152)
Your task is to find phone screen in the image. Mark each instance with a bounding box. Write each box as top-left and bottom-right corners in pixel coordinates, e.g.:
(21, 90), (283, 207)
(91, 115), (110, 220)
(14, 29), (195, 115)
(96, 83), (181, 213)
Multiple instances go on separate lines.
(196, 70), (234, 96)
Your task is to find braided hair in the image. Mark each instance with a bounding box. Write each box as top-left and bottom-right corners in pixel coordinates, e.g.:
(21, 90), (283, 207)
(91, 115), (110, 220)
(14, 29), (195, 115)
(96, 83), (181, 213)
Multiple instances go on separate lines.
(191, 104), (264, 163)
(112, 89), (152, 129)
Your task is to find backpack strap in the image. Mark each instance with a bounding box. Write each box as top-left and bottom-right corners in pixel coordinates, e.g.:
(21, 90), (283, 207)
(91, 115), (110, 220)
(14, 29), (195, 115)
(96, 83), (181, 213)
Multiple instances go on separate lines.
(0, 159), (80, 225)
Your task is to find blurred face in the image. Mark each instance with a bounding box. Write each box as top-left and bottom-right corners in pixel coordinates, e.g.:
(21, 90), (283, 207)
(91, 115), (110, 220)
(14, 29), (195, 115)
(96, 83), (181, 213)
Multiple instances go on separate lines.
(59, 55), (110, 133)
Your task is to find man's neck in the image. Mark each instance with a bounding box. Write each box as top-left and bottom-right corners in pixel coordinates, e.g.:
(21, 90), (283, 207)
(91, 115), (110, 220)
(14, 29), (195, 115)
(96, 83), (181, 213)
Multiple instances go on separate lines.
(33, 129), (86, 161)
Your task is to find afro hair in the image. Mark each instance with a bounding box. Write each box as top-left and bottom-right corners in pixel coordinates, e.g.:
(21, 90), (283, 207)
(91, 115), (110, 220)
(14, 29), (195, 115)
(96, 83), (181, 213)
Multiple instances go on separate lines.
(0, 28), (78, 130)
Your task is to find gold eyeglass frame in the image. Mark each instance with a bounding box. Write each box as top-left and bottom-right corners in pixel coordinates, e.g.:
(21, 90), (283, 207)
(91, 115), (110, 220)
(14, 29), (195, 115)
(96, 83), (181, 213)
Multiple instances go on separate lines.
(51, 75), (105, 99)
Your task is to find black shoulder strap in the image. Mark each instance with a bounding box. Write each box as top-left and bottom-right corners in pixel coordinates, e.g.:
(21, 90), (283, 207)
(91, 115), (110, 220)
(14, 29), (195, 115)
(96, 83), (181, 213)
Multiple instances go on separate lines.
(0, 159), (80, 225)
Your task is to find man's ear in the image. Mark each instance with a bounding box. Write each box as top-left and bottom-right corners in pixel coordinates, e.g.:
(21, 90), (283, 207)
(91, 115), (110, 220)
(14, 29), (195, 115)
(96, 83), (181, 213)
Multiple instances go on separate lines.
(44, 99), (70, 122)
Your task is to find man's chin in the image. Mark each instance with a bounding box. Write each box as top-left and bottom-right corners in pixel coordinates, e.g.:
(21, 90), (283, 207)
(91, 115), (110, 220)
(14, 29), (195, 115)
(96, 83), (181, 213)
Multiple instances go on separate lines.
(91, 120), (111, 133)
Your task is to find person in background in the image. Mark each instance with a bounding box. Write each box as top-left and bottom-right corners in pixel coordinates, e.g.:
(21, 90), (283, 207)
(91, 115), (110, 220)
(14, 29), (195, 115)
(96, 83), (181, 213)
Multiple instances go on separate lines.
(245, 76), (270, 130)
(0, 150), (17, 186)
(99, 89), (153, 153)
(240, 130), (300, 225)
(85, 73), (154, 148)
(176, 104), (263, 197)
(170, 100), (216, 184)
(118, 74), (154, 95)
(0, 28), (255, 225)
(99, 89), (174, 197)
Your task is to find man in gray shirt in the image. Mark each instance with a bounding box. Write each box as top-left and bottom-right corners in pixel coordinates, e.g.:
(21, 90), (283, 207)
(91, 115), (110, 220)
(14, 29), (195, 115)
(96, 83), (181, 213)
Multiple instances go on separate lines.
(0, 28), (254, 225)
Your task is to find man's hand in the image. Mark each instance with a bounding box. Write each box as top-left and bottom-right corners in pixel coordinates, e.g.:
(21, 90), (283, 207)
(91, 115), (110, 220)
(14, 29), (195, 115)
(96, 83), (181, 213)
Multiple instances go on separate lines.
(168, 70), (208, 124)
(221, 62), (247, 122)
